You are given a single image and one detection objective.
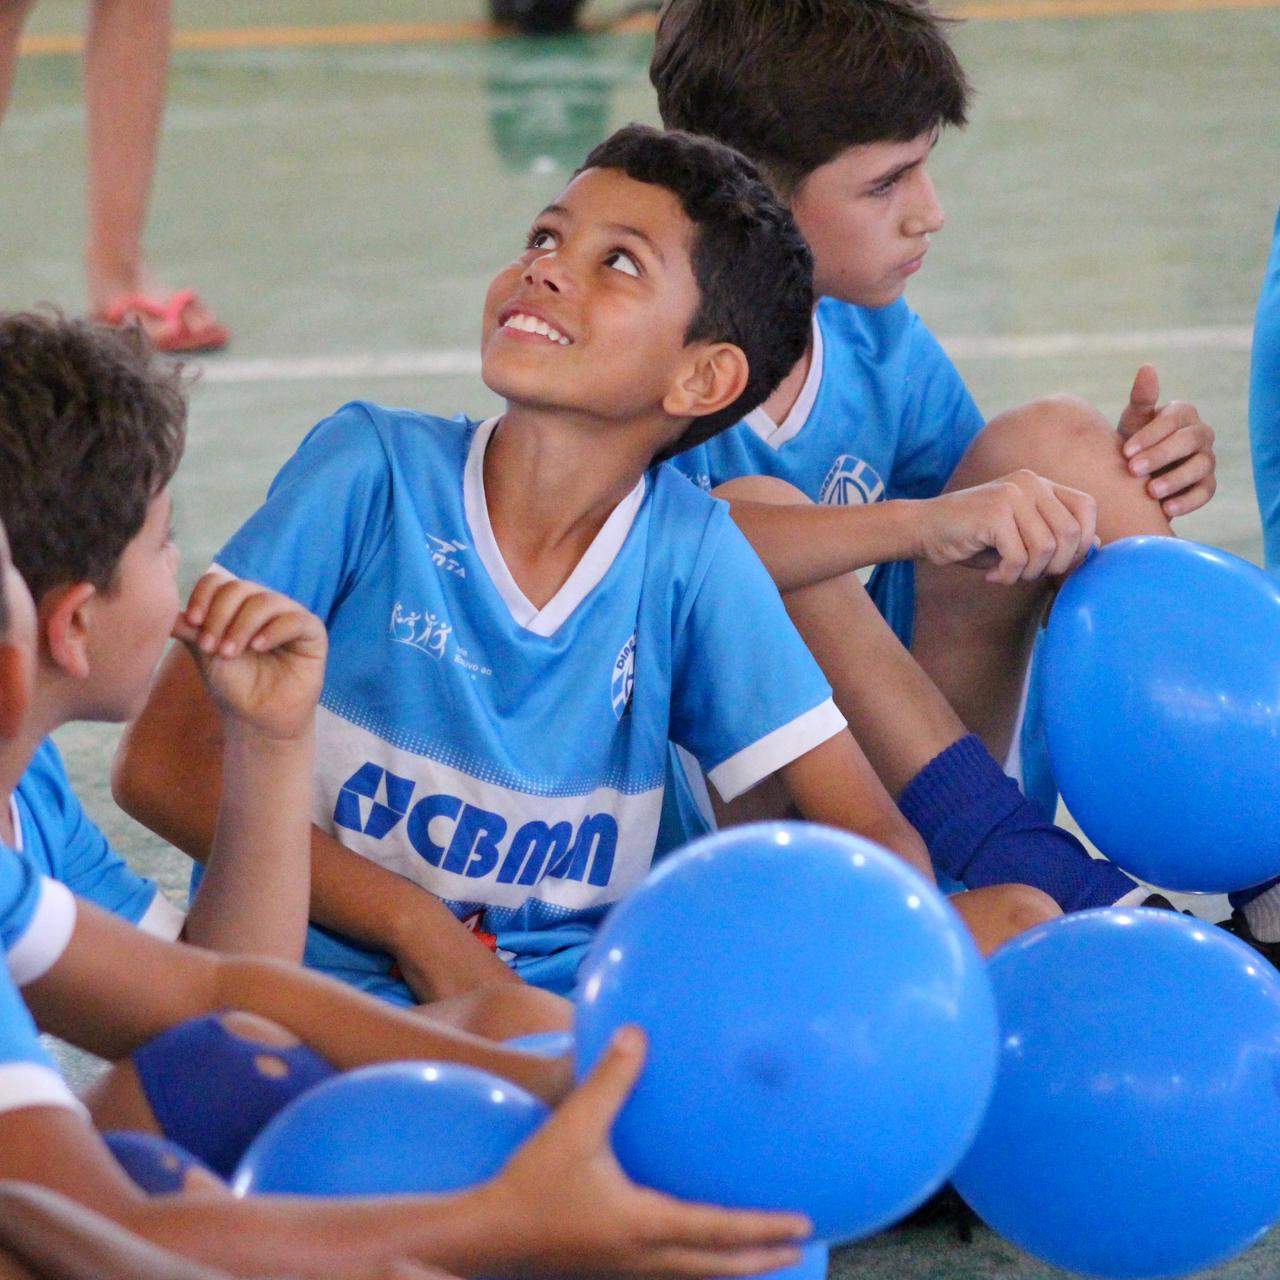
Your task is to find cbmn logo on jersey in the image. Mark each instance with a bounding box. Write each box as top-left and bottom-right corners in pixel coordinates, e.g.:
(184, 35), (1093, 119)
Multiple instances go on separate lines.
(819, 455), (885, 507)
(611, 633), (636, 720)
(332, 763), (619, 888)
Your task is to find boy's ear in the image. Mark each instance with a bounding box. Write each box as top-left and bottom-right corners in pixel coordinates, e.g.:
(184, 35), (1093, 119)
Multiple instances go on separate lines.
(663, 341), (749, 424)
(0, 643), (31, 739)
(39, 582), (97, 682)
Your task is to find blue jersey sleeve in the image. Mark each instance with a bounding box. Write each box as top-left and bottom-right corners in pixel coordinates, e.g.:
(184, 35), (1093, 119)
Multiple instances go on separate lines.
(0, 955), (79, 1114)
(890, 315), (985, 500)
(0, 846), (77, 986)
(1251, 206), (1280, 576)
(669, 507), (845, 801)
(215, 401), (396, 622)
(15, 740), (158, 928)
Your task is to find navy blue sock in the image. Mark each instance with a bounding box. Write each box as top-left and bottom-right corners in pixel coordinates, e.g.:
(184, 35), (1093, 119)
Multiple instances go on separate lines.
(899, 734), (1137, 911)
(1229, 877), (1280, 911)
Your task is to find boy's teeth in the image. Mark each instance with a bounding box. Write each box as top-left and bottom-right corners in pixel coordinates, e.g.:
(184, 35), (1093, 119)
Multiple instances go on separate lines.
(505, 313), (571, 345)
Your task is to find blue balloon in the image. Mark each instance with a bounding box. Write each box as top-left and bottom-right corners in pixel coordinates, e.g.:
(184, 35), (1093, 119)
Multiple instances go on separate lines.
(716, 1243), (828, 1280)
(1043, 536), (1280, 892)
(953, 908), (1280, 1278)
(232, 1061), (548, 1197)
(574, 822), (998, 1242)
(505, 1030), (574, 1058)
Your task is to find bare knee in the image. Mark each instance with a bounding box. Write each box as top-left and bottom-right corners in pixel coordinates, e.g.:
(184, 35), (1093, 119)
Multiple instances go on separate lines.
(714, 474), (811, 507)
(956, 395), (1119, 489)
(219, 1010), (299, 1050)
(995, 883), (1061, 935)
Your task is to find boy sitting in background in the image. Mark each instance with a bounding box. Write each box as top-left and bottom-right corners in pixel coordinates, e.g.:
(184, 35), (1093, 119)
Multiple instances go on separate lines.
(117, 124), (1056, 1013)
(0, 499), (807, 1279)
(650, 0), (1217, 913)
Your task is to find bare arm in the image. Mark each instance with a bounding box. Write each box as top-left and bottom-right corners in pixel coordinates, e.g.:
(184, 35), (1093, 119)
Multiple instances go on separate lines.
(727, 470), (1097, 593)
(22, 899), (564, 1102)
(115, 644), (516, 999)
(0, 1034), (808, 1279)
(778, 731), (935, 883)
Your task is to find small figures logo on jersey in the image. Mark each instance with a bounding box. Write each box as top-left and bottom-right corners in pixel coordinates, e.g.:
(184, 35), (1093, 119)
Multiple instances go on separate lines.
(390, 601), (453, 660)
(426, 533), (468, 578)
(611, 633), (636, 719)
(819, 455), (885, 507)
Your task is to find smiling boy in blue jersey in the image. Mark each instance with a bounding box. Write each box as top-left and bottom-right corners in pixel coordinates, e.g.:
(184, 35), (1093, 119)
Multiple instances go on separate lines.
(0, 514), (813, 1280)
(118, 124), (1057, 1020)
(650, 0), (1218, 915)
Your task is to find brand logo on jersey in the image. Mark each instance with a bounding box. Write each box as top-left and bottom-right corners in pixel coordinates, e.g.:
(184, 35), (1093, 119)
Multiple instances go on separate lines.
(426, 533), (468, 578)
(333, 764), (619, 888)
(333, 763), (416, 838)
(611, 633), (636, 720)
(819, 455), (885, 507)
(389, 600), (453, 659)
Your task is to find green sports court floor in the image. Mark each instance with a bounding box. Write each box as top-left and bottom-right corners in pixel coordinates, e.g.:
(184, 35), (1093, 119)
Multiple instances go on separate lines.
(3, 1), (1280, 1275)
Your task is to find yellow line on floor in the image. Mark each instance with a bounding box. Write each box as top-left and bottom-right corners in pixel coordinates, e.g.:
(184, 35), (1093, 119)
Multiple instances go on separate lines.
(16, 0), (1279, 58)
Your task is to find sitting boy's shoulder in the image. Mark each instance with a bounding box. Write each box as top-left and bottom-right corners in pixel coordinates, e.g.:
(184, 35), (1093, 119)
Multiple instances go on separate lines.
(15, 738), (73, 817)
(817, 294), (919, 353)
(307, 400), (481, 453)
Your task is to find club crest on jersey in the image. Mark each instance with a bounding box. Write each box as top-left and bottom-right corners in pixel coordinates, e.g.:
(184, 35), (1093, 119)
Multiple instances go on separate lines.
(389, 600), (453, 659)
(819, 455), (885, 507)
(611, 633), (636, 719)
(426, 532), (468, 578)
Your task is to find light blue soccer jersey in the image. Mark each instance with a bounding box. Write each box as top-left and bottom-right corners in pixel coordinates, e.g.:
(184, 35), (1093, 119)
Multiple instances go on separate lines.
(671, 296), (1057, 815)
(1251, 206), (1280, 577)
(673, 296), (983, 640)
(215, 404), (845, 998)
(0, 844), (81, 1115)
(11, 739), (183, 939)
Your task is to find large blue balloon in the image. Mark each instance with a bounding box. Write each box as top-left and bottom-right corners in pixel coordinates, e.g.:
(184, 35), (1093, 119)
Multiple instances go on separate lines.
(953, 908), (1280, 1278)
(716, 1243), (828, 1280)
(1043, 536), (1280, 892)
(574, 822), (998, 1242)
(232, 1061), (548, 1197)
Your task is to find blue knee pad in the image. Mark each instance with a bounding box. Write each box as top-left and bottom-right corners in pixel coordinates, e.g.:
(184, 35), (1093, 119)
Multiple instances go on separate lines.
(133, 1013), (338, 1177)
(103, 1130), (221, 1195)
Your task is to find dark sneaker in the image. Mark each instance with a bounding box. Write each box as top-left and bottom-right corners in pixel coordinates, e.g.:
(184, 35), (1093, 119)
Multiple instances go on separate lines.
(1218, 909), (1280, 968)
(1140, 893), (1191, 914)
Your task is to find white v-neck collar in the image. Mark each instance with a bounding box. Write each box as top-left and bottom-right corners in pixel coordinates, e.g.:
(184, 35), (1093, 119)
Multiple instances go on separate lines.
(7, 795), (23, 853)
(742, 311), (824, 449)
(463, 417), (647, 638)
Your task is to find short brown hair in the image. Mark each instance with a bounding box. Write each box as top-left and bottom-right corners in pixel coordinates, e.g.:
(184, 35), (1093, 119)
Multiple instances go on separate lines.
(652, 0), (970, 196)
(0, 312), (188, 602)
(580, 125), (813, 458)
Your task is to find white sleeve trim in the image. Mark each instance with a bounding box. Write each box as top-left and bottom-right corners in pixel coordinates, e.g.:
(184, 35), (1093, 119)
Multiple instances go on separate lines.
(707, 699), (848, 802)
(136, 890), (185, 941)
(0, 1062), (85, 1116)
(7, 879), (76, 988)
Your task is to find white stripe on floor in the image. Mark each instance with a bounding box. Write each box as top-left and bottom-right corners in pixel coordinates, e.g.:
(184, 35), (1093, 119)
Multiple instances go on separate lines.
(190, 324), (1254, 387)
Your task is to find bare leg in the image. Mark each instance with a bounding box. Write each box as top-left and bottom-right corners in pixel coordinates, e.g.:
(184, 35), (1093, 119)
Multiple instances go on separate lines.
(912, 395), (1172, 760)
(0, 0), (38, 121)
(716, 476), (969, 798)
(414, 982), (573, 1041)
(82, 0), (172, 312)
(949, 884), (1059, 956)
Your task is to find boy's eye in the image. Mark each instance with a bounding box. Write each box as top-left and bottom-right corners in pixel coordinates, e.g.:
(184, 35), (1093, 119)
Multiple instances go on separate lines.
(869, 176), (899, 198)
(527, 228), (557, 252)
(604, 249), (641, 278)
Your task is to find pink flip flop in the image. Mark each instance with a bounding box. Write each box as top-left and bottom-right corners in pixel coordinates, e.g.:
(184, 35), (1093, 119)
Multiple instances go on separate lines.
(99, 288), (230, 354)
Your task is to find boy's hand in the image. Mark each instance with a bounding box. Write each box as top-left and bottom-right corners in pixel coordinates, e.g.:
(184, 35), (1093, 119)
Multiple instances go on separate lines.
(483, 1027), (810, 1278)
(1117, 364), (1217, 518)
(172, 573), (327, 741)
(917, 471), (1098, 585)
